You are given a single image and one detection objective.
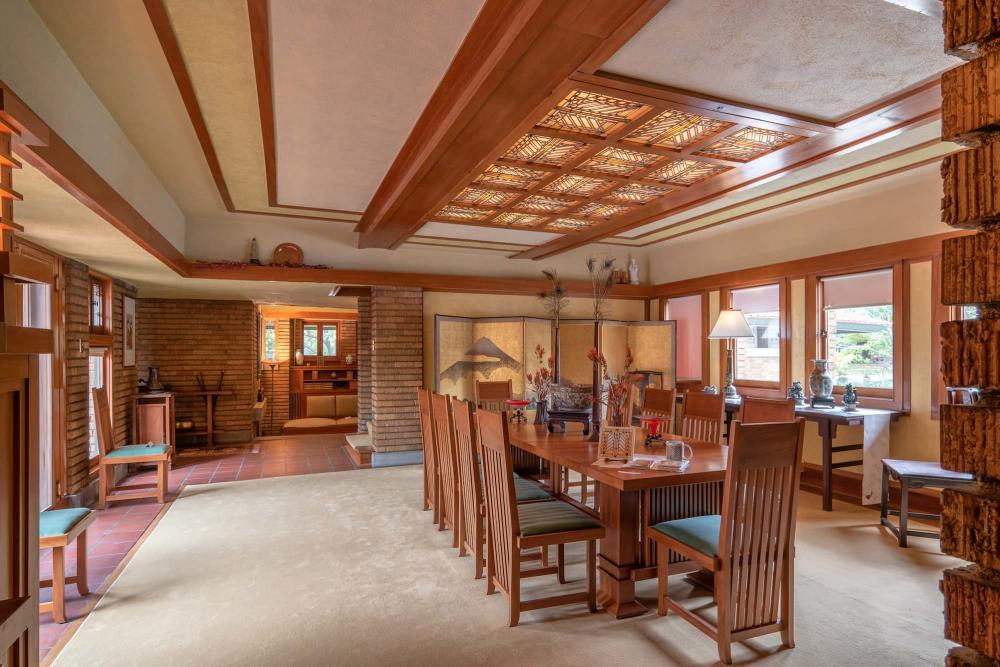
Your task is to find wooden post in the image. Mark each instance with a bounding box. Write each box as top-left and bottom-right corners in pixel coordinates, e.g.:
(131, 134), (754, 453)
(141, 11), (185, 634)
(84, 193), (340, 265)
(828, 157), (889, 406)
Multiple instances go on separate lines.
(939, 3), (1000, 664)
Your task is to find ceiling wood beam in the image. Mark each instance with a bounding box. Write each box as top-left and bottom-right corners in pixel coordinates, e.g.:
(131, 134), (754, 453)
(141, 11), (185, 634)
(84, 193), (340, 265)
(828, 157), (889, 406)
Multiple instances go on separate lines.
(357, 0), (671, 249)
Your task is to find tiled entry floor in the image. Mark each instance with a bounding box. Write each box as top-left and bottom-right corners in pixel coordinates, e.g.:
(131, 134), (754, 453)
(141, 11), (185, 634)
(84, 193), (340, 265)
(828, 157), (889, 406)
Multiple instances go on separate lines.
(39, 434), (357, 662)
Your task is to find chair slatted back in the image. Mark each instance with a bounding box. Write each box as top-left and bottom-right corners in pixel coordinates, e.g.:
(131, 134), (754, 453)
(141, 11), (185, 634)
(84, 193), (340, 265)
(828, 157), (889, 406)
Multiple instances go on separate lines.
(475, 379), (513, 412)
(92, 388), (114, 458)
(431, 392), (459, 532)
(640, 387), (676, 432)
(451, 397), (482, 553)
(681, 391), (725, 444)
(476, 408), (518, 595)
(739, 397), (796, 424)
(417, 389), (437, 509)
(719, 419), (805, 634)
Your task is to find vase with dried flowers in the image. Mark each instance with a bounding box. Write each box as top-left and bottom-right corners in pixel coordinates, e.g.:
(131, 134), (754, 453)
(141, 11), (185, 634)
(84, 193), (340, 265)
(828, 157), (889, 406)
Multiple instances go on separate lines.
(589, 346), (639, 461)
(526, 345), (555, 424)
(586, 256), (616, 439)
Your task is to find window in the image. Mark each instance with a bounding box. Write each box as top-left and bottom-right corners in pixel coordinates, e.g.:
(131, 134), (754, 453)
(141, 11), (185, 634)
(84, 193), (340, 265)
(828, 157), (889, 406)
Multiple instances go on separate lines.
(90, 278), (105, 333)
(664, 294), (704, 382)
(302, 321), (338, 361)
(303, 324), (318, 356)
(821, 269), (894, 390)
(263, 320), (276, 361)
(87, 347), (108, 462)
(961, 305), (979, 320)
(730, 284), (781, 383)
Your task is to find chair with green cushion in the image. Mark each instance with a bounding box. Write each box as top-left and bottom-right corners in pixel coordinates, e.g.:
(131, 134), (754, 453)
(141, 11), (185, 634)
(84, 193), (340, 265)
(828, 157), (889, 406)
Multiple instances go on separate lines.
(476, 407), (604, 627)
(93, 388), (173, 509)
(39, 507), (96, 623)
(650, 419), (806, 665)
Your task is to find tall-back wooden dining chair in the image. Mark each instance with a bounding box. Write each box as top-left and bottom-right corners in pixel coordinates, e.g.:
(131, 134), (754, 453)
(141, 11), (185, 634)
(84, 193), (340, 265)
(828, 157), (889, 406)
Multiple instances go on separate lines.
(93, 388), (172, 509)
(739, 396), (796, 424)
(430, 392), (460, 547)
(475, 379), (513, 411)
(650, 419), (806, 664)
(639, 386), (677, 434)
(680, 391), (726, 444)
(417, 389), (438, 522)
(453, 397), (553, 580)
(476, 407), (605, 626)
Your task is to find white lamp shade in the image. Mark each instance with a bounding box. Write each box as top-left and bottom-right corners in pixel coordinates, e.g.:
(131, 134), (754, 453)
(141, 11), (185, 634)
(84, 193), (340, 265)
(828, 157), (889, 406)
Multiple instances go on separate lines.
(708, 309), (754, 339)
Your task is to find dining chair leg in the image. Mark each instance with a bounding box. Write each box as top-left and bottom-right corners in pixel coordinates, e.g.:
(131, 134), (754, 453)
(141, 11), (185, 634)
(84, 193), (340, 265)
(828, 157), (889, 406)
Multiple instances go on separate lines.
(51, 546), (66, 624)
(452, 500), (461, 549)
(75, 530), (89, 596)
(656, 543), (668, 616)
(587, 539), (597, 613)
(486, 538), (496, 596)
(98, 464), (108, 510)
(556, 543), (566, 584)
(716, 568), (732, 664)
(781, 554), (795, 648)
(509, 569), (521, 627)
(581, 474), (589, 504)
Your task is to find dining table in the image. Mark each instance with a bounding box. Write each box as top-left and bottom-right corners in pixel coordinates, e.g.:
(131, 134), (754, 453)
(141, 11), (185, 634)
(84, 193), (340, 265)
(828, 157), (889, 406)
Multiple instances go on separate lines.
(506, 422), (727, 619)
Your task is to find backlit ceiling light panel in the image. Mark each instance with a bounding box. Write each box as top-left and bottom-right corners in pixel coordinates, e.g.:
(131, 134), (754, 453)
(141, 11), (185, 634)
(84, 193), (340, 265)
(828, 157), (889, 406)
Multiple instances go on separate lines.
(536, 89), (651, 138)
(542, 174), (615, 197)
(645, 159), (730, 186)
(623, 109), (734, 150)
(492, 211), (545, 227)
(436, 205), (492, 222)
(546, 217), (595, 232)
(514, 195), (580, 214)
(453, 186), (519, 208)
(577, 146), (662, 177)
(502, 134), (588, 166)
(473, 164), (547, 190)
(575, 201), (634, 219)
(604, 182), (673, 204)
(694, 126), (802, 163)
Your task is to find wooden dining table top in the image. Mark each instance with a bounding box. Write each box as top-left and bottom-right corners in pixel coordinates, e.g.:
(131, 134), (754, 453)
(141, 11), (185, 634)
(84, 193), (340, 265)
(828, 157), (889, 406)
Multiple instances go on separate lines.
(506, 422), (728, 493)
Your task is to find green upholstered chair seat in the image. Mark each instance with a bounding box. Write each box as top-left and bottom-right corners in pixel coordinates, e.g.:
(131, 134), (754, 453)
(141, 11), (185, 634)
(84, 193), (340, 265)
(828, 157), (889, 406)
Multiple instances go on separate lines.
(40, 507), (92, 537)
(106, 444), (169, 459)
(651, 514), (721, 558)
(517, 500), (601, 536)
(514, 476), (552, 502)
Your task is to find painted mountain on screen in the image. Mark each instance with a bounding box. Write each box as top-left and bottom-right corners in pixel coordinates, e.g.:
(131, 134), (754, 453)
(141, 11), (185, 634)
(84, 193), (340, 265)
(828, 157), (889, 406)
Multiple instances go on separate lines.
(440, 337), (521, 383)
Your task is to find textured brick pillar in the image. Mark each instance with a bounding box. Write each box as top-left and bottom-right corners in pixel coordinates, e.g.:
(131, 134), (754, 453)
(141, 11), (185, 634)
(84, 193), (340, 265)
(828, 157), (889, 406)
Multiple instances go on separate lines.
(940, 4), (1000, 665)
(357, 294), (372, 428)
(370, 287), (422, 452)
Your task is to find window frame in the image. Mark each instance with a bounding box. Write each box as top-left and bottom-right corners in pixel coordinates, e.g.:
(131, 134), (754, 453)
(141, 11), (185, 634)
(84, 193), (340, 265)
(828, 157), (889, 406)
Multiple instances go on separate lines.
(87, 345), (111, 470)
(261, 318), (277, 362)
(300, 320), (340, 364)
(89, 275), (111, 336)
(720, 279), (790, 398)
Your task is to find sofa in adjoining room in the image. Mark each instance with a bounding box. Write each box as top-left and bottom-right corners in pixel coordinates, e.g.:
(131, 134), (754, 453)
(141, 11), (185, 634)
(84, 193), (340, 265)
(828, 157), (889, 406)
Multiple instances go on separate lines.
(282, 394), (358, 434)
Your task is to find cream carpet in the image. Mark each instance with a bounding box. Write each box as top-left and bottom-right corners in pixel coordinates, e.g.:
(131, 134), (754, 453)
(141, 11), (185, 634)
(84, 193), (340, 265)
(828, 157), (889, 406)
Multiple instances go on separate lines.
(54, 467), (961, 666)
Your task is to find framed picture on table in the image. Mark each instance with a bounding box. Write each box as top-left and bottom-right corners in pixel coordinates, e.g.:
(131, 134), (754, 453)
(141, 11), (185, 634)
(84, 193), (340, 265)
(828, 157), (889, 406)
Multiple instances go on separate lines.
(123, 295), (136, 367)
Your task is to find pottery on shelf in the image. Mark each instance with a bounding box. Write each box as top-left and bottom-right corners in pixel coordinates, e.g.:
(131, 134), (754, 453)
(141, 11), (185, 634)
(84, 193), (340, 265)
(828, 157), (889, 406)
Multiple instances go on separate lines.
(808, 360), (834, 400)
(273, 243), (304, 266)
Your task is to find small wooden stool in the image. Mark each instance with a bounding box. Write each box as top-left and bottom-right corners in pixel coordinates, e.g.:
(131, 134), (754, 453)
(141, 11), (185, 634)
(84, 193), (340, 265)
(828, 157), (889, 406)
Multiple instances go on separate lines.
(879, 459), (976, 548)
(39, 508), (96, 623)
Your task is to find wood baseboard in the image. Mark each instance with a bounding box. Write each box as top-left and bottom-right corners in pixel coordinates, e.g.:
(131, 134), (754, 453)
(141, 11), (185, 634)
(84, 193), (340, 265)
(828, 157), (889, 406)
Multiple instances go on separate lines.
(800, 463), (941, 520)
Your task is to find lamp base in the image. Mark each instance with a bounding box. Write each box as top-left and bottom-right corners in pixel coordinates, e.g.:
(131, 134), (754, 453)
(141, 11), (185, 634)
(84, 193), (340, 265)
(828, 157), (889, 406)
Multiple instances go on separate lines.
(723, 384), (739, 399)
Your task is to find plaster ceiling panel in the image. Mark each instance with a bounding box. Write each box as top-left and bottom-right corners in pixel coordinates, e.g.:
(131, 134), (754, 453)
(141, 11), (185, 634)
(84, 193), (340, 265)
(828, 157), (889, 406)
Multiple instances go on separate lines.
(270, 0), (485, 211)
(602, 0), (960, 121)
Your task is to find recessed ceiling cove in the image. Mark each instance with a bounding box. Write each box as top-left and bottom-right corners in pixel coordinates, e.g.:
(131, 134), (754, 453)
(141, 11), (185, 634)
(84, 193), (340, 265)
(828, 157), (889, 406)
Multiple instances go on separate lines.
(270, 0), (485, 212)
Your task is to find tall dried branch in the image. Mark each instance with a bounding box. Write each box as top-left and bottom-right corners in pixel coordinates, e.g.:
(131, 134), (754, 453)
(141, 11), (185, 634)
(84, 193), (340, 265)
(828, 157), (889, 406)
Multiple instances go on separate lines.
(538, 268), (569, 327)
(587, 255), (616, 322)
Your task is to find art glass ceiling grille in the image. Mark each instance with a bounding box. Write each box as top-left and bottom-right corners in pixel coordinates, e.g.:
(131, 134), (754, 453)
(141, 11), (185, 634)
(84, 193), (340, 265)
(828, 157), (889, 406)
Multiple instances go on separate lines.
(425, 86), (812, 236)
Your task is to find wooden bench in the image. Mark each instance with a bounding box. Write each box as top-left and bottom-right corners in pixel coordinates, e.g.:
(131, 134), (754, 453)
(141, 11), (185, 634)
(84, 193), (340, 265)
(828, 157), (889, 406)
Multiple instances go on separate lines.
(879, 458), (976, 547)
(39, 508), (96, 623)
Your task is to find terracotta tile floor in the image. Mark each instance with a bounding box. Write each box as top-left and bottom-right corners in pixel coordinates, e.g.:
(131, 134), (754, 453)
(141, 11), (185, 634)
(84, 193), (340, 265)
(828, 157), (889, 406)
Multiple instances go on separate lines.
(39, 435), (356, 661)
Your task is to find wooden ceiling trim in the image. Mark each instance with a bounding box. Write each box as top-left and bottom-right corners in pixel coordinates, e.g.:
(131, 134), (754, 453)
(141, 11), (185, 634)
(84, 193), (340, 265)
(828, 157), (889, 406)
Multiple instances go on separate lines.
(260, 308), (360, 320)
(512, 81), (942, 259)
(357, 0), (670, 249)
(144, 0), (361, 223)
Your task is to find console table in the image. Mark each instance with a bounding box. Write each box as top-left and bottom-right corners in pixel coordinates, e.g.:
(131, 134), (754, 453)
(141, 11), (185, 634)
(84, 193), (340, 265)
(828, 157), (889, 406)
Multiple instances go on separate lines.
(178, 390), (235, 448)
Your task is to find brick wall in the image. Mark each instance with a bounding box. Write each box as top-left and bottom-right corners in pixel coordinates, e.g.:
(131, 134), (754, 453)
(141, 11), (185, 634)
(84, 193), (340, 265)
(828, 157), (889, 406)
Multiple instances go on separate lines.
(112, 280), (138, 449)
(357, 296), (372, 427)
(63, 259), (91, 494)
(136, 299), (256, 444)
(370, 287), (422, 452)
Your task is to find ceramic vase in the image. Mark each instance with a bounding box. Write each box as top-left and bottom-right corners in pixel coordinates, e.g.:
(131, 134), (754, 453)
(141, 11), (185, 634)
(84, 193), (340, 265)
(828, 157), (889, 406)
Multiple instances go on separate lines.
(533, 400), (548, 425)
(809, 360), (834, 399)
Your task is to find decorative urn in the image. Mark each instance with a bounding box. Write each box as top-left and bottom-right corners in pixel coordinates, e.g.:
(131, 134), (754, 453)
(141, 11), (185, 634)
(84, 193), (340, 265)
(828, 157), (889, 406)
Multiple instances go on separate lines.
(808, 360), (834, 400)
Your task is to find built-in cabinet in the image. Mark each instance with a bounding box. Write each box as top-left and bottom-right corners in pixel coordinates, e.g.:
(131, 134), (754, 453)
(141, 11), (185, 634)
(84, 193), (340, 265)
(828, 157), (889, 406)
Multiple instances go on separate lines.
(289, 364), (357, 418)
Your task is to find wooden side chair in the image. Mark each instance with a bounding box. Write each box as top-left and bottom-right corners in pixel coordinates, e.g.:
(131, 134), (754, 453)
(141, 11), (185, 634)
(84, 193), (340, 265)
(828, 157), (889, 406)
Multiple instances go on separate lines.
(93, 388), (172, 509)
(475, 379), (513, 412)
(39, 507), (96, 623)
(417, 388), (438, 522)
(739, 396), (796, 424)
(640, 386), (677, 434)
(680, 391), (726, 444)
(430, 392), (460, 547)
(650, 419), (806, 664)
(452, 397), (552, 579)
(476, 407), (605, 627)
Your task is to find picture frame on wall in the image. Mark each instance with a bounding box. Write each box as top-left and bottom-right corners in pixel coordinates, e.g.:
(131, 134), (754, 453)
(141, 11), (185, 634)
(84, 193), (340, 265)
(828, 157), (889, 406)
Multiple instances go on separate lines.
(123, 295), (136, 367)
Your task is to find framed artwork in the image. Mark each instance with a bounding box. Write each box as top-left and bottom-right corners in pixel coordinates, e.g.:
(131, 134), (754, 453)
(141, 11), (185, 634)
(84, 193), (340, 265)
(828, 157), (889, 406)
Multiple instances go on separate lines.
(123, 295), (136, 367)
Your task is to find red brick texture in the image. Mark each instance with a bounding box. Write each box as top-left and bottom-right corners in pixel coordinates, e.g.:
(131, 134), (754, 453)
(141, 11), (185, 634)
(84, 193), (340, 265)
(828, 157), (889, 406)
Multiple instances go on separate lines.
(370, 287), (422, 452)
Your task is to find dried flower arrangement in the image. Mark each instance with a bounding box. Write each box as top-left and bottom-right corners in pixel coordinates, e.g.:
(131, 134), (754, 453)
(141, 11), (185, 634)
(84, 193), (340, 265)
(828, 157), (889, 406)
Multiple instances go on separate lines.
(588, 346), (638, 427)
(586, 256), (616, 323)
(526, 345), (555, 405)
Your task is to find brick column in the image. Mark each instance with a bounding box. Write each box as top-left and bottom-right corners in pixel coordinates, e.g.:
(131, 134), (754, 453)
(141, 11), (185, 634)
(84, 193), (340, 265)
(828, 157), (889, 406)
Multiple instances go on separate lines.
(939, 5), (1000, 666)
(357, 294), (372, 428)
(370, 287), (422, 453)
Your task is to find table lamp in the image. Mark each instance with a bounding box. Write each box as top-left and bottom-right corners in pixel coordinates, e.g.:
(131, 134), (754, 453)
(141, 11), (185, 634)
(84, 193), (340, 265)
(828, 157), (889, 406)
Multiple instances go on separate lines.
(707, 309), (754, 399)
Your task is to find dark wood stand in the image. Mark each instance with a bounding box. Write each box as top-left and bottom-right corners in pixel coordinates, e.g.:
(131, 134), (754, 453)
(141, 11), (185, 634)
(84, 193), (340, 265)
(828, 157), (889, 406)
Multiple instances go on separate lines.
(547, 409), (591, 436)
(178, 390), (234, 448)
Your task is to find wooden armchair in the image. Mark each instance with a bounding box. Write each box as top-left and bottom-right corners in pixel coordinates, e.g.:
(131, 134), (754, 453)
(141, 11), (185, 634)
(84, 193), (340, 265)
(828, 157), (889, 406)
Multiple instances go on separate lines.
(650, 419), (806, 664)
(417, 389), (438, 522)
(474, 379), (513, 411)
(93, 388), (172, 509)
(739, 396), (796, 424)
(476, 408), (605, 626)
(430, 392), (460, 546)
(680, 391), (726, 444)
